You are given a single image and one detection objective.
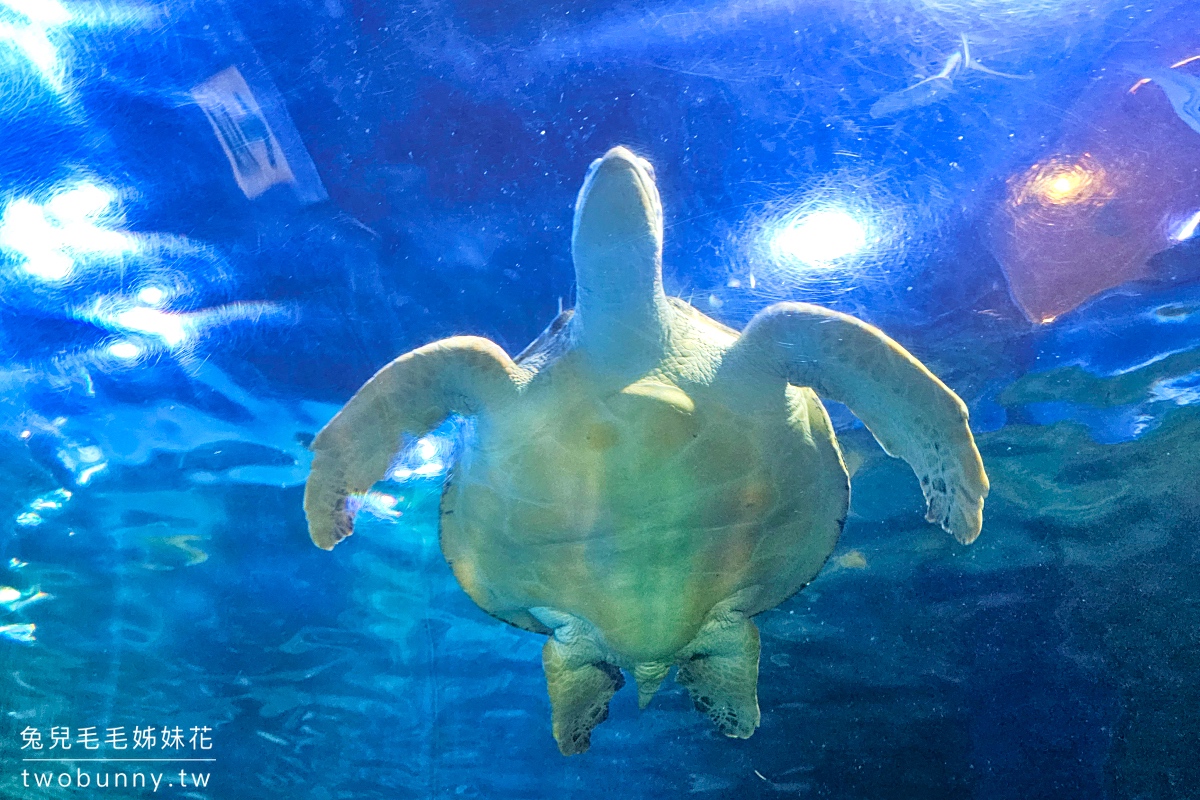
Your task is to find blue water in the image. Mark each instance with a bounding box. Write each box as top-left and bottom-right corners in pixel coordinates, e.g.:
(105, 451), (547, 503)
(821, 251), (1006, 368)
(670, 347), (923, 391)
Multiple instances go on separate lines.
(2, 0), (1199, 797)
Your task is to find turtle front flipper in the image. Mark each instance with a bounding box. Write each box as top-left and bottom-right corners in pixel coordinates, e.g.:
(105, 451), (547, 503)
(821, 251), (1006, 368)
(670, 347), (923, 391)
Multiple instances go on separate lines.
(720, 302), (989, 545)
(305, 336), (527, 550)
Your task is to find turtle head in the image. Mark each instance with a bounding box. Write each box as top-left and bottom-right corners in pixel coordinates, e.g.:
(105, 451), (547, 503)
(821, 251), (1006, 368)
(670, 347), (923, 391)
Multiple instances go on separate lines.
(571, 147), (668, 357)
(572, 146), (663, 265)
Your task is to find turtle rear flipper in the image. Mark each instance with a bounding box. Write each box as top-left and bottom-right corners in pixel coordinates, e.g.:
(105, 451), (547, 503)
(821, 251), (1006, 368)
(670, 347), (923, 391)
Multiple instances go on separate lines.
(719, 302), (989, 545)
(534, 608), (625, 755)
(543, 639), (624, 756)
(676, 606), (761, 739)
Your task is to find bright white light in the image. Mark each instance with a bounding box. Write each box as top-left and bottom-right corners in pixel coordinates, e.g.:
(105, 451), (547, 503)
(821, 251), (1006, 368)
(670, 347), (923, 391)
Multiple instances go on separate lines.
(388, 435), (449, 480)
(138, 285), (165, 305)
(414, 460), (444, 476)
(771, 208), (868, 267)
(355, 492), (402, 520)
(113, 307), (188, 346)
(0, 181), (138, 282)
(415, 437), (437, 462)
(23, 251), (73, 280)
(0, 0), (71, 26)
(46, 183), (133, 255)
(76, 445), (103, 463)
(0, 0), (70, 90)
(0, 21), (58, 78)
(46, 182), (113, 220)
(0, 198), (69, 279)
(107, 340), (142, 360)
(412, 436), (445, 475)
(0, 587), (19, 604)
(0, 198), (47, 233)
(1173, 209), (1200, 242)
(76, 462), (106, 485)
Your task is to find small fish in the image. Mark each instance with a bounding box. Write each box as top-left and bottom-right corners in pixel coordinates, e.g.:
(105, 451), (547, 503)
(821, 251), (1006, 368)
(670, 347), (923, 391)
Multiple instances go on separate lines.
(835, 550), (868, 569)
(1136, 65), (1200, 135)
(4, 589), (50, 611)
(872, 35), (1030, 118)
(30, 488), (71, 511)
(255, 730), (289, 746)
(871, 52), (960, 118)
(144, 534), (209, 567)
(0, 623), (36, 644)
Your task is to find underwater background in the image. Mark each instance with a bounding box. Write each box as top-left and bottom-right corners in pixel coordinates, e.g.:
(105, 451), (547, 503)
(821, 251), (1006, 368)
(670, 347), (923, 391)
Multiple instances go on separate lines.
(1, 0), (1199, 797)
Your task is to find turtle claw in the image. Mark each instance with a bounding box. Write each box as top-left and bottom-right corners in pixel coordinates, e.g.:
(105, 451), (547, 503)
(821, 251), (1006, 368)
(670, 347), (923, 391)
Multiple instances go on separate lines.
(304, 466), (358, 550)
(328, 495), (357, 548)
(919, 454), (987, 545)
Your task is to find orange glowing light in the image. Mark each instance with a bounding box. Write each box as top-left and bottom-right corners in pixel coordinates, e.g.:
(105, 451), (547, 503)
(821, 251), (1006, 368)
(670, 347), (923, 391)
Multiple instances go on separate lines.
(1011, 155), (1111, 208)
(1049, 175), (1079, 199)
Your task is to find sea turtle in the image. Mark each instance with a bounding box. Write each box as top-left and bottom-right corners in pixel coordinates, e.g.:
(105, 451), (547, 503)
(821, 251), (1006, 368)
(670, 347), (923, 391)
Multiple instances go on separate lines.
(305, 146), (989, 755)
